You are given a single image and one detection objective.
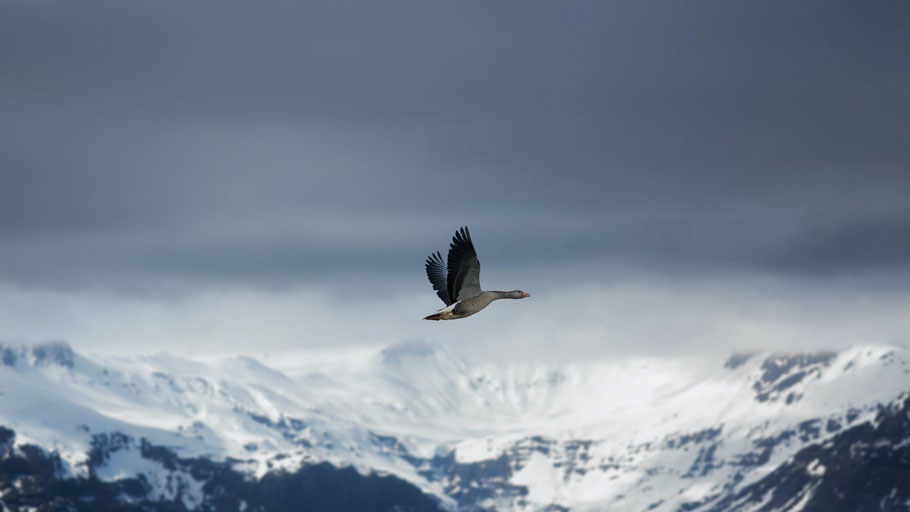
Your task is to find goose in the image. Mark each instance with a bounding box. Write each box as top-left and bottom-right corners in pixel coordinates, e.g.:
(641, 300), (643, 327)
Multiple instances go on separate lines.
(424, 226), (530, 320)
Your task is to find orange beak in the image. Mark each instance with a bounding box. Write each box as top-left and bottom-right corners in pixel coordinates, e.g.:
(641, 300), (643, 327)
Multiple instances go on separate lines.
(521, 292), (531, 298)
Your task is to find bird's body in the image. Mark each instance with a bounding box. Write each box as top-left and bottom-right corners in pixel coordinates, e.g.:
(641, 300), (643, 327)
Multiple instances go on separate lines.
(424, 227), (529, 320)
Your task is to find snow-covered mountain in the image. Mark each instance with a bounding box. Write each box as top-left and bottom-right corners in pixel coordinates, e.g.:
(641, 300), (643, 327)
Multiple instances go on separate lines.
(1, 340), (909, 511)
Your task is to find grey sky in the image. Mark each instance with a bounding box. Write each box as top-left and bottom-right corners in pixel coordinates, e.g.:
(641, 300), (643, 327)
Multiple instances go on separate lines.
(1, 1), (909, 359)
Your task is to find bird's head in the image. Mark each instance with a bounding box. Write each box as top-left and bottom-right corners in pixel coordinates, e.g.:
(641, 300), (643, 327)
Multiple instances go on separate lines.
(512, 290), (531, 299)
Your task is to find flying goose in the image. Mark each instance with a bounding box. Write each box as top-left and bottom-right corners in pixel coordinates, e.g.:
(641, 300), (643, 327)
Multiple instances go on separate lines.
(424, 226), (530, 320)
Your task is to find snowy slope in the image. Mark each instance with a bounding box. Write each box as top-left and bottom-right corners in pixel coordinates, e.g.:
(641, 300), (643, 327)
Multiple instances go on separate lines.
(0, 341), (908, 511)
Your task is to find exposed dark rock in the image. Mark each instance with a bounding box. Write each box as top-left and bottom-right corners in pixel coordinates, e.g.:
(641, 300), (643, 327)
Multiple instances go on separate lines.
(665, 427), (723, 450)
(684, 443), (722, 478)
(1, 346), (18, 367)
(733, 430), (794, 468)
(423, 449), (525, 508)
(0, 426), (444, 512)
(31, 342), (75, 368)
(244, 412), (312, 448)
(753, 352), (836, 403)
(724, 353), (754, 370)
(797, 419), (822, 443)
(0, 426), (14, 456)
(758, 353), (837, 384)
(705, 393), (910, 512)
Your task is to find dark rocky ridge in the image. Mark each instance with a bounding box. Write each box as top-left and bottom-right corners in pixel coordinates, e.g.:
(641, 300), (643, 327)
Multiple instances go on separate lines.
(752, 352), (837, 404)
(0, 426), (444, 512)
(0, 342), (75, 369)
(705, 392), (910, 512)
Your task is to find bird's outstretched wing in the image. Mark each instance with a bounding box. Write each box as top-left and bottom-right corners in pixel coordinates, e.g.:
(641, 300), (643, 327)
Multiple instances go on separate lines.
(425, 250), (451, 305)
(447, 226), (482, 302)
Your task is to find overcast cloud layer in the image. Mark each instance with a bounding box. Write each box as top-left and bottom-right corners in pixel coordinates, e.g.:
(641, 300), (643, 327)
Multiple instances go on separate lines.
(1, 1), (909, 360)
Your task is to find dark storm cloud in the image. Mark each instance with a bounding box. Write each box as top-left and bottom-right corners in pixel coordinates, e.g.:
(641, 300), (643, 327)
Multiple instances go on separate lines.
(769, 217), (910, 274)
(2, 1), (909, 292)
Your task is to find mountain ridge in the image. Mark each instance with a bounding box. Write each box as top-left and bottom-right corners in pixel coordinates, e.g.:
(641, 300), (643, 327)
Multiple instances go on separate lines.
(1, 340), (908, 511)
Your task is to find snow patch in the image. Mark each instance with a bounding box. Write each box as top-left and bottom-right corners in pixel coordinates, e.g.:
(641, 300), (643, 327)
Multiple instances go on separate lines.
(512, 452), (557, 504)
(94, 445), (204, 509)
(806, 459), (825, 477)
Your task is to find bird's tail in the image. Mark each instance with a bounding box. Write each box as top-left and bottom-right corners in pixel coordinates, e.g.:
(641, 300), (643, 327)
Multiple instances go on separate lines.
(423, 312), (445, 321)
